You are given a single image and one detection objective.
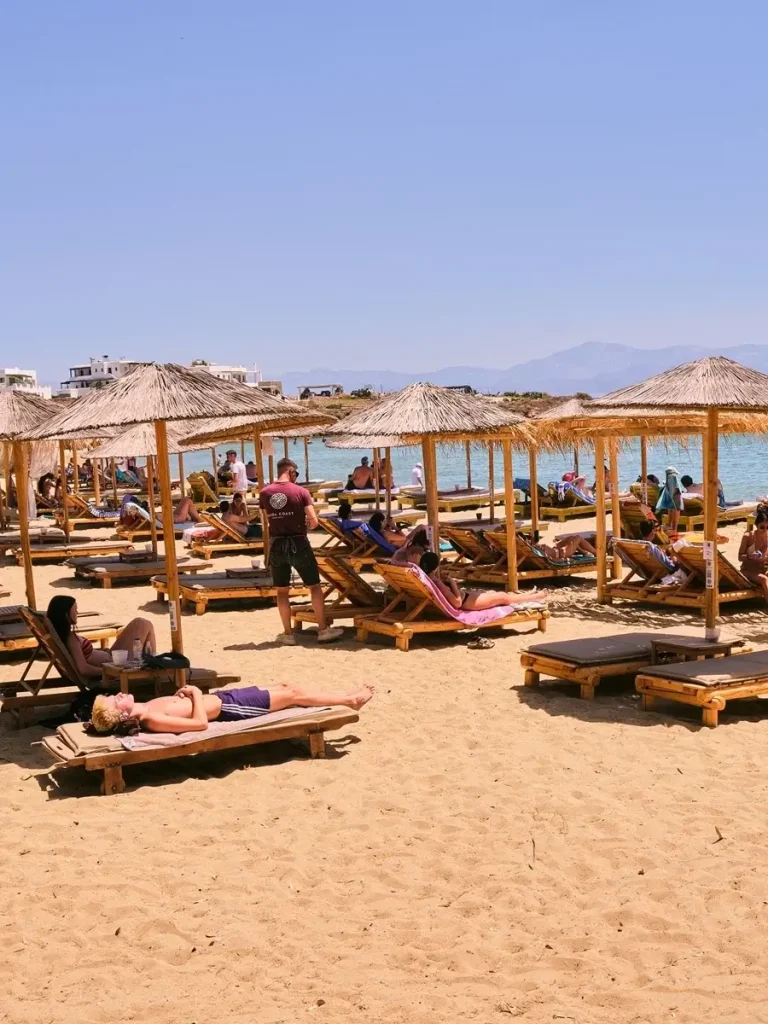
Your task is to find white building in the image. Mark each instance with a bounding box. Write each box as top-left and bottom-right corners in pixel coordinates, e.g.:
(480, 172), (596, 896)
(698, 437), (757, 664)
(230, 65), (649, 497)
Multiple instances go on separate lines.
(56, 356), (145, 397)
(0, 367), (51, 399)
(191, 361), (282, 394)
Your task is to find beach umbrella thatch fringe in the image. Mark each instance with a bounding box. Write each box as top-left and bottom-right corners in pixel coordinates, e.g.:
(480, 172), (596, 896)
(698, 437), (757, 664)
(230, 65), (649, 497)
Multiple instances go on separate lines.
(0, 389), (52, 440)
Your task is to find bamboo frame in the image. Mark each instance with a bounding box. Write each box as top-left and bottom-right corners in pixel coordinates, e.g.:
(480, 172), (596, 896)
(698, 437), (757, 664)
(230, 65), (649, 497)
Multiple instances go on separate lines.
(72, 446), (79, 494)
(154, 420), (184, 661)
(595, 438), (607, 603)
(254, 430), (269, 561)
(178, 453), (185, 497)
(111, 458), (118, 505)
(609, 439), (621, 579)
(640, 437), (648, 504)
(503, 439), (517, 592)
(58, 441), (71, 542)
(528, 446), (539, 538)
(488, 443), (495, 523)
(147, 455), (159, 559)
(422, 434), (440, 552)
(373, 449), (381, 510)
(303, 436), (310, 482)
(385, 446), (392, 518)
(705, 409), (719, 630)
(211, 448), (219, 496)
(13, 440), (36, 608)
(465, 441), (472, 489)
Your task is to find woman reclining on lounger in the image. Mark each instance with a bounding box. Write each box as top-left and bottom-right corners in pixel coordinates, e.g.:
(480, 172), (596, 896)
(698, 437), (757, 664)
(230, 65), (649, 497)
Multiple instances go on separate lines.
(90, 681), (374, 734)
(368, 511), (408, 548)
(47, 596), (156, 681)
(418, 551), (549, 610)
(538, 534), (596, 561)
(739, 513), (768, 603)
(222, 492), (262, 538)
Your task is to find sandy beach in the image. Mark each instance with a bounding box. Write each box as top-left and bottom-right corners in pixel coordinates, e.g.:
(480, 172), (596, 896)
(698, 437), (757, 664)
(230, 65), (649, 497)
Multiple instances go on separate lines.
(3, 515), (768, 1024)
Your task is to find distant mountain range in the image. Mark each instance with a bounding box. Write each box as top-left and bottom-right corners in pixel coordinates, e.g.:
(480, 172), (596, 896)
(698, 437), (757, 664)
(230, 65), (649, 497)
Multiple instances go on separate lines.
(270, 343), (768, 397)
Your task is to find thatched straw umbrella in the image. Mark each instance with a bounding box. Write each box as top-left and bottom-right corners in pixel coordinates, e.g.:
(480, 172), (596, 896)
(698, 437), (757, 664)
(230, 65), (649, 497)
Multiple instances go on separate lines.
(587, 356), (768, 630)
(22, 363), (326, 657)
(0, 389), (53, 607)
(322, 383), (533, 588)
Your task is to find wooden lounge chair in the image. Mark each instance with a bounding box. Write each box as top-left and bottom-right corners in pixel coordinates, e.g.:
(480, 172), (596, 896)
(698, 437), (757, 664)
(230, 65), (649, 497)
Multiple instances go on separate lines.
(316, 518), (360, 552)
(292, 555), (386, 629)
(606, 539), (697, 606)
(442, 526), (498, 569)
(187, 472), (220, 505)
(619, 498), (670, 542)
(54, 493), (121, 530)
(0, 607), (239, 727)
(14, 539), (136, 565)
(396, 487), (505, 512)
(458, 531), (598, 583)
(675, 547), (762, 606)
(0, 609), (120, 656)
(637, 650), (768, 727)
(354, 562), (548, 652)
(66, 553), (213, 588)
(41, 705), (360, 794)
(521, 631), (704, 700)
(188, 511), (265, 559)
(629, 482), (661, 506)
(150, 571), (310, 615)
(669, 497), (758, 531)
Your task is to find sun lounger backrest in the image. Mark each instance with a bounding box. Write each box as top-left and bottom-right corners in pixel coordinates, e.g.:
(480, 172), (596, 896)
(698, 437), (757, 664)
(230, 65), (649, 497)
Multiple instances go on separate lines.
(189, 473), (218, 504)
(17, 607), (84, 685)
(350, 526), (392, 557)
(198, 510), (246, 544)
(375, 562), (436, 606)
(442, 527), (492, 560)
(676, 546), (754, 591)
(612, 539), (670, 580)
(316, 555), (380, 605)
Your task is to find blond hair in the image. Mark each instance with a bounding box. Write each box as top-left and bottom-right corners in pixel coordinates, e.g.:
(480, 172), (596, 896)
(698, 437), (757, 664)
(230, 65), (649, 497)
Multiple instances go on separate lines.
(91, 695), (122, 734)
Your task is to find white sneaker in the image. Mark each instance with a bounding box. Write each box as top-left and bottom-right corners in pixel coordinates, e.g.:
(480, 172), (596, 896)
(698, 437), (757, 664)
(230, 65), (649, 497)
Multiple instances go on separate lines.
(276, 631), (297, 646)
(317, 626), (344, 644)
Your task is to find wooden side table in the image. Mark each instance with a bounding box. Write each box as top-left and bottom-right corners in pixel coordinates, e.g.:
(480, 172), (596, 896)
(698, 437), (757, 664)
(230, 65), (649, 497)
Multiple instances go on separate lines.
(649, 637), (748, 666)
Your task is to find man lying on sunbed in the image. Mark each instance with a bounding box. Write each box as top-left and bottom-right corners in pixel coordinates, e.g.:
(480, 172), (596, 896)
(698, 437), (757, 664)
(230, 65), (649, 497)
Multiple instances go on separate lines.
(91, 682), (374, 735)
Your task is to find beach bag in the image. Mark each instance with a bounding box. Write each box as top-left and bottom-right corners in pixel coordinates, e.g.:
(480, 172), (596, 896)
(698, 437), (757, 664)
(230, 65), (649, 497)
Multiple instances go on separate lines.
(143, 651), (190, 672)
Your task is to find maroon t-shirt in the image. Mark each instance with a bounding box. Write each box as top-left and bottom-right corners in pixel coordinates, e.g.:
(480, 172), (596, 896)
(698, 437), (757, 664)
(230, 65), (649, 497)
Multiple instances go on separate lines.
(259, 482), (313, 537)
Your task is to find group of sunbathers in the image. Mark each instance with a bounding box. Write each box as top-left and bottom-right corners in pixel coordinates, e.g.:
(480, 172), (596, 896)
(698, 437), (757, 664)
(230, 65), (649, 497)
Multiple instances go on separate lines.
(344, 456), (394, 491)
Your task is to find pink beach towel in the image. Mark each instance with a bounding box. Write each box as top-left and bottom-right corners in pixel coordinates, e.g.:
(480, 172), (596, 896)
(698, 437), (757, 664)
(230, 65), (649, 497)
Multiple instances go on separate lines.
(404, 564), (546, 627)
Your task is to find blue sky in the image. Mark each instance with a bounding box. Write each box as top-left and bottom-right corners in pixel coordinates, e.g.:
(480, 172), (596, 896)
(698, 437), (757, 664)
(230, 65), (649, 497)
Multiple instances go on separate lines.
(2, 2), (767, 385)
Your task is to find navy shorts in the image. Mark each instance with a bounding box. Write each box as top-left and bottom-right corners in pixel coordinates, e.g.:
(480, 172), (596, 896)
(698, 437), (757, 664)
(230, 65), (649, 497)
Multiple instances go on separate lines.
(214, 686), (271, 721)
(268, 535), (320, 587)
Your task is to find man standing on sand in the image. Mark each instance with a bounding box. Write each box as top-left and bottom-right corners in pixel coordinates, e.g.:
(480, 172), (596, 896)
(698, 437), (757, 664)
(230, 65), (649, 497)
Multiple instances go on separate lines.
(226, 449), (249, 495)
(260, 458), (344, 645)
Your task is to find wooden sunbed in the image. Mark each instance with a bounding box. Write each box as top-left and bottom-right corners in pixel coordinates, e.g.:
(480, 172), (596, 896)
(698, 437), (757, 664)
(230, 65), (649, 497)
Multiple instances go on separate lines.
(457, 531), (598, 583)
(670, 499), (758, 531)
(606, 541), (761, 611)
(629, 482), (661, 506)
(187, 472), (220, 505)
(354, 562), (548, 652)
(67, 553), (213, 588)
(396, 487), (506, 512)
(0, 525), (67, 550)
(188, 511), (265, 559)
(619, 498), (670, 542)
(0, 607), (240, 727)
(521, 632), (708, 700)
(637, 650), (768, 727)
(14, 539), (135, 565)
(292, 555), (386, 629)
(442, 526), (499, 569)
(41, 705), (360, 794)
(54, 493), (121, 530)
(151, 571), (310, 615)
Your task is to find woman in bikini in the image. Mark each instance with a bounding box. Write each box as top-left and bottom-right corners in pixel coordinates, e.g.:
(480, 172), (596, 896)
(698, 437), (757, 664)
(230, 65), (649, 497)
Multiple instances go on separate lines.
(418, 551), (549, 611)
(46, 596), (156, 681)
(739, 513), (768, 603)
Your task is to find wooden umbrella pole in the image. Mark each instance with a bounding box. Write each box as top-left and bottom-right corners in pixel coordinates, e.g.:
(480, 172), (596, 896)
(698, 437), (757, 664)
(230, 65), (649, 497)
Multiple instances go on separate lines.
(465, 441), (472, 489)
(5, 441), (13, 514)
(72, 445), (79, 494)
(0, 442), (6, 530)
(422, 435), (440, 552)
(59, 442), (71, 542)
(609, 438), (622, 579)
(178, 453), (185, 497)
(503, 439), (518, 592)
(147, 455), (159, 559)
(253, 430), (269, 561)
(640, 437), (648, 505)
(488, 443), (495, 523)
(704, 410), (720, 632)
(303, 437), (310, 482)
(595, 438), (607, 603)
(240, 441), (246, 462)
(13, 440), (36, 609)
(211, 448), (219, 496)
(385, 446), (392, 518)
(373, 449), (381, 510)
(155, 420), (184, 659)
(574, 447), (579, 476)
(111, 458), (118, 505)
(268, 454), (274, 483)
(528, 445), (539, 538)
(93, 457), (101, 506)
(283, 438), (289, 460)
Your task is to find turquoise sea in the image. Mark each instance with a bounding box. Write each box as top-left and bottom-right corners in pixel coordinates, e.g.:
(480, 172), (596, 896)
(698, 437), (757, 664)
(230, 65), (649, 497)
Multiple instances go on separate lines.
(172, 434), (768, 504)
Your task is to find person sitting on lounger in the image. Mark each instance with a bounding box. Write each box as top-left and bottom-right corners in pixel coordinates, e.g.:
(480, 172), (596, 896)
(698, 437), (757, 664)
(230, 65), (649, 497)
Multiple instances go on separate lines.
(90, 681), (374, 734)
(680, 475), (731, 507)
(346, 457), (374, 490)
(369, 511), (407, 548)
(638, 520), (677, 572)
(739, 514), (768, 602)
(246, 460), (259, 483)
(336, 500), (365, 533)
(391, 527), (430, 566)
(222, 492), (262, 538)
(419, 551), (549, 610)
(173, 496), (201, 524)
(47, 596), (156, 682)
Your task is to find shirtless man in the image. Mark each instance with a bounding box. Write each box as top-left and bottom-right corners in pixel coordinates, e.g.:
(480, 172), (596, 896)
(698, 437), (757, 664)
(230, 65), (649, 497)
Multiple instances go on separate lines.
(91, 682), (374, 735)
(348, 457), (374, 490)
